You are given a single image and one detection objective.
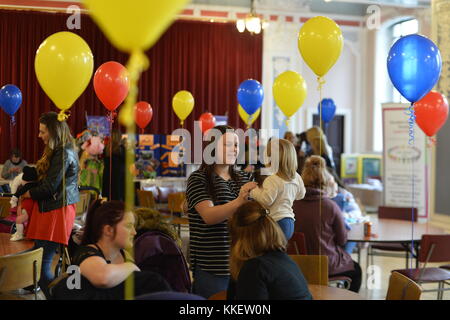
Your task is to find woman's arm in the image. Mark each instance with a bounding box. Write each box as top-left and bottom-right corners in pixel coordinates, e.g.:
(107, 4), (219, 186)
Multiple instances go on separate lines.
(187, 171), (256, 225)
(29, 148), (66, 200)
(332, 203), (348, 246)
(195, 183), (256, 225)
(79, 256), (140, 288)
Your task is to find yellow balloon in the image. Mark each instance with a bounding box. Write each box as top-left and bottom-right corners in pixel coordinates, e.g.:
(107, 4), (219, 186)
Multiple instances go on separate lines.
(35, 32), (94, 115)
(272, 71), (307, 119)
(172, 90), (195, 125)
(238, 104), (261, 127)
(83, 0), (189, 52)
(298, 16), (343, 77)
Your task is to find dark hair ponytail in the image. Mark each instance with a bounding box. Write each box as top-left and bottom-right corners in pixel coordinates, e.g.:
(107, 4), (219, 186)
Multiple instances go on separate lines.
(81, 199), (125, 245)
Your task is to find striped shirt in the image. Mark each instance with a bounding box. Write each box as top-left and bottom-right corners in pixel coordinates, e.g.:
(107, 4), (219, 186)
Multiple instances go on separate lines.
(186, 169), (252, 276)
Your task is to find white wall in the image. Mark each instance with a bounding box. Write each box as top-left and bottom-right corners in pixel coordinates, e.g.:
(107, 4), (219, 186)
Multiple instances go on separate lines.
(262, 19), (363, 153)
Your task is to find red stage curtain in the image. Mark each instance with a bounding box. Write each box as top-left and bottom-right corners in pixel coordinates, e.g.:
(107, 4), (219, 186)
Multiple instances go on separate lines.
(0, 9), (262, 163)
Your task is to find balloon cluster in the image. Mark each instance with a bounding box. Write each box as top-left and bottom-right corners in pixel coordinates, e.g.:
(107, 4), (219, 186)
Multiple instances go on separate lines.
(387, 34), (446, 141)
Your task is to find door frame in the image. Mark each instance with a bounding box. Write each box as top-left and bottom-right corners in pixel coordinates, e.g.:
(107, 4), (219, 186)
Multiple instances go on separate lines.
(306, 108), (352, 154)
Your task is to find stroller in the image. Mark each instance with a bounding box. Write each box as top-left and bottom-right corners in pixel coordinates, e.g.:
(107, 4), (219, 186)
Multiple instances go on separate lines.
(134, 230), (192, 293)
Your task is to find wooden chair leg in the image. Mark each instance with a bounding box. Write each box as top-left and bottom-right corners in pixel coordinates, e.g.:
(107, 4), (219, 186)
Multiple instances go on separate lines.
(33, 260), (38, 300)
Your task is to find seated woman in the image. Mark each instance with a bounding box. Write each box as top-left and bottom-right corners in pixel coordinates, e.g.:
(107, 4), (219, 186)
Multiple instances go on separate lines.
(227, 201), (312, 300)
(293, 156), (362, 293)
(52, 200), (171, 300)
(325, 172), (360, 255)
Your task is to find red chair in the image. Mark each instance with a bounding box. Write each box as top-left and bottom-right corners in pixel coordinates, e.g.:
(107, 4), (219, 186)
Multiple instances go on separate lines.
(368, 206), (418, 269)
(392, 234), (450, 300)
(287, 232), (307, 255)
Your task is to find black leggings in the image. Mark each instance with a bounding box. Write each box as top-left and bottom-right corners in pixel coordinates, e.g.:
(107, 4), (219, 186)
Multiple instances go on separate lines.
(330, 261), (362, 293)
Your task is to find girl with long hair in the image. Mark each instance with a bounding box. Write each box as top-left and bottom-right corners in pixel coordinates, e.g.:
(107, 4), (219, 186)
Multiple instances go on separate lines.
(185, 125), (256, 298)
(22, 111), (79, 296)
(227, 201), (312, 300)
(249, 138), (306, 240)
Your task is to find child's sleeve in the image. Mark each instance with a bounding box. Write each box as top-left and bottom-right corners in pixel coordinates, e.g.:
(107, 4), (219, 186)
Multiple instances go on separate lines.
(10, 173), (23, 195)
(295, 174), (306, 200)
(249, 175), (279, 207)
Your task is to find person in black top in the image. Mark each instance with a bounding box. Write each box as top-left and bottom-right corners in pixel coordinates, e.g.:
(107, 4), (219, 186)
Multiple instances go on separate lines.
(102, 129), (125, 201)
(227, 201), (312, 300)
(52, 200), (170, 300)
(186, 125), (257, 299)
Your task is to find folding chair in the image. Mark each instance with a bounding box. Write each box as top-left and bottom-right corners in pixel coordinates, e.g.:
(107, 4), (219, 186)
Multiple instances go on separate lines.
(386, 271), (422, 300)
(392, 234), (450, 299)
(0, 247), (43, 300)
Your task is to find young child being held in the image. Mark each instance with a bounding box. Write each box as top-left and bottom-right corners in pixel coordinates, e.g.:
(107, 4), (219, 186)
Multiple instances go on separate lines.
(245, 138), (306, 240)
(9, 166), (38, 241)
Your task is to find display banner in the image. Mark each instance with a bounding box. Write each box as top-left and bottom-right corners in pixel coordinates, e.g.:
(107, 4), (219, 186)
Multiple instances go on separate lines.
(382, 103), (430, 219)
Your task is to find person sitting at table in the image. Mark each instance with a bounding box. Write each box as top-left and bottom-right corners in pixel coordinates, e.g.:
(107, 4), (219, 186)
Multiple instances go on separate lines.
(227, 200), (312, 300)
(52, 200), (171, 300)
(1, 148), (28, 192)
(325, 172), (359, 255)
(294, 156), (362, 293)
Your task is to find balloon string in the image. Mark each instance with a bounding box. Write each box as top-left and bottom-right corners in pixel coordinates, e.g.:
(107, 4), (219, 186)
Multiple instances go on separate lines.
(120, 50), (149, 301)
(317, 76), (326, 91)
(109, 118), (112, 202)
(285, 118), (290, 128)
(58, 110), (70, 122)
(107, 111), (116, 201)
(407, 102), (415, 270)
(107, 111), (117, 124)
(10, 116), (15, 149)
(318, 76), (323, 285)
(406, 103), (416, 146)
(427, 137), (437, 147)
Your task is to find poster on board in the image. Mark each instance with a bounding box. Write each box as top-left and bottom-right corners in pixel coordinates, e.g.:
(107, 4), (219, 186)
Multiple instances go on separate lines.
(382, 103), (430, 219)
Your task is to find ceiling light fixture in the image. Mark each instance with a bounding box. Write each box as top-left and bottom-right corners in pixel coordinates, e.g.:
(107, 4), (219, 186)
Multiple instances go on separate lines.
(236, 0), (268, 35)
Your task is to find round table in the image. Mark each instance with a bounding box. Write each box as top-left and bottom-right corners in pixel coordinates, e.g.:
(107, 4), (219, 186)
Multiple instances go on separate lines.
(347, 217), (446, 243)
(208, 285), (365, 300)
(0, 233), (34, 256)
(308, 284), (365, 300)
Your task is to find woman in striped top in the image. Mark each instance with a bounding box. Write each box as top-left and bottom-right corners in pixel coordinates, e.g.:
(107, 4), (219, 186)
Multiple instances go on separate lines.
(186, 125), (256, 299)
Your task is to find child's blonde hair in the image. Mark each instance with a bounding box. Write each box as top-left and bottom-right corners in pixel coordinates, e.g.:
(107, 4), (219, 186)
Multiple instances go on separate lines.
(267, 138), (297, 181)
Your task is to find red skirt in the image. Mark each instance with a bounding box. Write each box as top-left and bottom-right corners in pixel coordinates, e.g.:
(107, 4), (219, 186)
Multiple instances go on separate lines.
(26, 202), (76, 245)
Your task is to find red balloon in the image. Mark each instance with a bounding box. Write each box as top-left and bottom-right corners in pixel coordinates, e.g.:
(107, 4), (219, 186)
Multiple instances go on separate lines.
(415, 91), (449, 137)
(199, 112), (216, 133)
(134, 101), (153, 129)
(94, 61), (130, 111)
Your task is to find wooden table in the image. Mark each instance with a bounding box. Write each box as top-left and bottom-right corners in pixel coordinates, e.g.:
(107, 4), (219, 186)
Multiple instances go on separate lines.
(348, 217), (446, 243)
(348, 217), (446, 267)
(0, 233), (34, 256)
(308, 284), (365, 300)
(208, 285), (365, 300)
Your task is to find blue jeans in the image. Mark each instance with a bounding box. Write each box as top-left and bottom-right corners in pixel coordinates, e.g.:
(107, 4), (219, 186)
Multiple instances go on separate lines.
(192, 267), (229, 299)
(277, 218), (294, 240)
(33, 240), (60, 290)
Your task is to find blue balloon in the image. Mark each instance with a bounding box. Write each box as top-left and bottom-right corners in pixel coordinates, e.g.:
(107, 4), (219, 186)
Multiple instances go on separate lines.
(237, 79), (263, 116)
(387, 34), (442, 103)
(318, 98), (336, 123)
(0, 84), (22, 117)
